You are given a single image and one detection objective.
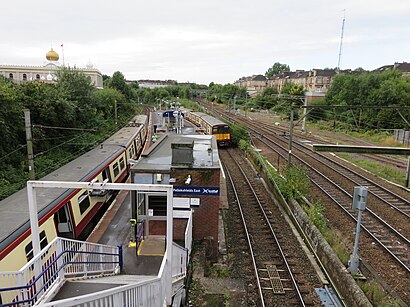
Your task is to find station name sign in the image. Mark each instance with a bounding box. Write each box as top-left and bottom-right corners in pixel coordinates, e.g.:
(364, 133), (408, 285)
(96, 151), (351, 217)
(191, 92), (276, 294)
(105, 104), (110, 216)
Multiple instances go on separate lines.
(173, 186), (220, 196)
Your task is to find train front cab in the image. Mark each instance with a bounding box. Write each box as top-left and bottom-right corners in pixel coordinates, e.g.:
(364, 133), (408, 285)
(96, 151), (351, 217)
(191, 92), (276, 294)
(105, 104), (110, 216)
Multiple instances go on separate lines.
(213, 124), (230, 146)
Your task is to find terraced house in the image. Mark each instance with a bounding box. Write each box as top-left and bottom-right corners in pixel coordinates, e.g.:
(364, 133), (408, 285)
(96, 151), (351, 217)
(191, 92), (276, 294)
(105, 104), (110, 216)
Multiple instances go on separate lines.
(235, 62), (410, 97)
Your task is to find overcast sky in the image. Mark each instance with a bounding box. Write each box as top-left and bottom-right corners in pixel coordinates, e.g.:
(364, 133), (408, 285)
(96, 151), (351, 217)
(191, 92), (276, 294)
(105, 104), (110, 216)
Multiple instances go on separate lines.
(1, 0), (409, 85)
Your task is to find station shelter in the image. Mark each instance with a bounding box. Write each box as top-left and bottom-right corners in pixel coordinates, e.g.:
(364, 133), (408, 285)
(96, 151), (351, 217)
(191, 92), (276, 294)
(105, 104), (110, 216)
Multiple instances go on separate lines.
(130, 134), (220, 257)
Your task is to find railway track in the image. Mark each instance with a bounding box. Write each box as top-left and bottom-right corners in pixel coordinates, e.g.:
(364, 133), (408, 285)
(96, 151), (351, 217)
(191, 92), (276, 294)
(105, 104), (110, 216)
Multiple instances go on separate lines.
(221, 148), (324, 306)
(214, 107), (408, 171)
(207, 107), (410, 303)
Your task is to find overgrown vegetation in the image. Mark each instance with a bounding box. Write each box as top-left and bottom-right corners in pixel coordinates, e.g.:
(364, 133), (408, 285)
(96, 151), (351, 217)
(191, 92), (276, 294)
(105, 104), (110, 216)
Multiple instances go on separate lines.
(309, 70), (410, 131)
(358, 280), (401, 306)
(302, 200), (327, 233)
(228, 121), (249, 146)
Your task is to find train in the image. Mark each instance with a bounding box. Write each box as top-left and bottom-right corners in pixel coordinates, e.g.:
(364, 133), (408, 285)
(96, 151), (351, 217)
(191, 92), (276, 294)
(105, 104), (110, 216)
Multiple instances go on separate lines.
(0, 114), (148, 273)
(185, 111), (230, 146)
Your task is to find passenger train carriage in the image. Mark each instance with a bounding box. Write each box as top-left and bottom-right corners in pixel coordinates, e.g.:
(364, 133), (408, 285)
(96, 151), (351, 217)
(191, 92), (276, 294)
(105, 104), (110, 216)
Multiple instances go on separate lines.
(185, 111), (230, 146)
(0, 115), (148, 272)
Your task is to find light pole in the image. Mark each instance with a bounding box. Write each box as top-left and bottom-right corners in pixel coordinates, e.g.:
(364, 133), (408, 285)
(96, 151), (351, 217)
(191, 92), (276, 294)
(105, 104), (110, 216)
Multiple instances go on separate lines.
(114, 99), (118, 127)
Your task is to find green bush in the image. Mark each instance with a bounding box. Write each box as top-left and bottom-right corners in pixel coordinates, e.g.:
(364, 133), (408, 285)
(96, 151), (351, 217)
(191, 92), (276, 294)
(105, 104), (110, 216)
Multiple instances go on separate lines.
(302, 200), (327, 233)
(238, 139), (249, 152)
(229, 122), (248, 146)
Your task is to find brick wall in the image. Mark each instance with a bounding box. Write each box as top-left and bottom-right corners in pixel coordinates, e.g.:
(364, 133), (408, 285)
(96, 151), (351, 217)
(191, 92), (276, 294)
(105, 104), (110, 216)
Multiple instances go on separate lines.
(172, 168), (220, 256)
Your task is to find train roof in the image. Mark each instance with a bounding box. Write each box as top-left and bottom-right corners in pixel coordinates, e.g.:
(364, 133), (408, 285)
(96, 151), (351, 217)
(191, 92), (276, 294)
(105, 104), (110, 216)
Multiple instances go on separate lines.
(188, 112), (227, 126)
(189, 111), (207, 117)
(201, 114), (227, 126)
(0, 124), (143, 246)
(128, 115), (147, 126)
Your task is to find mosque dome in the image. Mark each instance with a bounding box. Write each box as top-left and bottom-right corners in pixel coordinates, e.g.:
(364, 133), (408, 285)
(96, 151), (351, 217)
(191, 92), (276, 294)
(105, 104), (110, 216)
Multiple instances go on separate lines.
(86, 59), (94, 69)
(46, 48), (59, 61)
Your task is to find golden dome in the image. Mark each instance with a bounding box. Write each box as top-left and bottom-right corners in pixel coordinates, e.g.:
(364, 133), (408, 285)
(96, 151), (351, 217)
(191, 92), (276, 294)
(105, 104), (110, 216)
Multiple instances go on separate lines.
(46, 48), (59, 61)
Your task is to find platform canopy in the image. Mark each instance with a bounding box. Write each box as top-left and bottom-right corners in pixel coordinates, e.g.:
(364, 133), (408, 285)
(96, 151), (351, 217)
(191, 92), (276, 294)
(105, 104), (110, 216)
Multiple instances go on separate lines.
(312, 144), (410, 155)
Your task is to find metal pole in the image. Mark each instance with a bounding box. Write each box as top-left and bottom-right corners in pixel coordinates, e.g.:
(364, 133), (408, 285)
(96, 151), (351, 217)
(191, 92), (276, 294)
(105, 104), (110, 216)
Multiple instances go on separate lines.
(27, 182), (40, 257)
(348, 186), (368, 275)
(288, 108), (294, 167)
(301, 96), (307, 132)
(114, 100), (118, 127)
(24, 109), (35, 180)
(405, 156), (410, 188)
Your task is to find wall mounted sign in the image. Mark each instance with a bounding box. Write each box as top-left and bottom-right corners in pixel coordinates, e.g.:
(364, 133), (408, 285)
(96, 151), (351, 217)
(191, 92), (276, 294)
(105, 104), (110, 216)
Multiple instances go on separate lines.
(173, 186), (220, 196)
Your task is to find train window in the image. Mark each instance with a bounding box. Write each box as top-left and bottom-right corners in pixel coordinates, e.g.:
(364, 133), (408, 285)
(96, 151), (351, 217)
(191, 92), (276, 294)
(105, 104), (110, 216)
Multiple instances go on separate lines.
(119, 157), (125, 170)
(78, 191), (90, 214)
(25, 230), (48, 262)
(113, 162), (120, 177)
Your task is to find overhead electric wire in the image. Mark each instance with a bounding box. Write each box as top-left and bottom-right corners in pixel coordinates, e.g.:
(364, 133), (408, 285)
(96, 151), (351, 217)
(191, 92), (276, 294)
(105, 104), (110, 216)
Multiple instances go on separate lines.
(33, 124), (96, 132)
(34, 133), (87, 158)
(0, 145), (27, 162)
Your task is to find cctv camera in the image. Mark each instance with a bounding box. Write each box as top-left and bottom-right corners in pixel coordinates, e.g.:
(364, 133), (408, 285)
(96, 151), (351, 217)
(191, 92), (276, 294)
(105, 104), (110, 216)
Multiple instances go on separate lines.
(185, 175), (191, 185)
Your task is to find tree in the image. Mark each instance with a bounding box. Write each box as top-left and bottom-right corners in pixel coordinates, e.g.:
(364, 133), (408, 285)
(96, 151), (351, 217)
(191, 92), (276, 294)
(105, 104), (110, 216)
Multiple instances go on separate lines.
(107, 71), (132, 100)
(265, 62), (290, 78)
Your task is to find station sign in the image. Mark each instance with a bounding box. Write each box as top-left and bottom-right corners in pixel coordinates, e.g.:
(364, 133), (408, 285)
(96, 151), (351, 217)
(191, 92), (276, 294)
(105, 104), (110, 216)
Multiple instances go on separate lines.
(173, 186), (220, 196)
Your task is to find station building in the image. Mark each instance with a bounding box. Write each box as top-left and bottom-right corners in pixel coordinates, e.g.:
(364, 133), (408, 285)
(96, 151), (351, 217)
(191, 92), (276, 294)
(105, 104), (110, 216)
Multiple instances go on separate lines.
(130, 134), (221, 257)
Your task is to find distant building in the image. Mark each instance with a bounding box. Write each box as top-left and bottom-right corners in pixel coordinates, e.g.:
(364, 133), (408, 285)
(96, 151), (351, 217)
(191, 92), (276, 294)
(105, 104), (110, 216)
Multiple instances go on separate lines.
(138, 79), (177, 89)
(234, 74), (267, 97)
(0, 48), (103, 88)
(374, 62), (410, 76)
(237, 69), (338, 96)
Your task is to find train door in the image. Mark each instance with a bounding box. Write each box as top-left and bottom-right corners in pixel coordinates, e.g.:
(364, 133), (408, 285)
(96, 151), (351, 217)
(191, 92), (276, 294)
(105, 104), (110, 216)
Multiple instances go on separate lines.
(102, 166), (112, 183)
(54, 203), (75, 239)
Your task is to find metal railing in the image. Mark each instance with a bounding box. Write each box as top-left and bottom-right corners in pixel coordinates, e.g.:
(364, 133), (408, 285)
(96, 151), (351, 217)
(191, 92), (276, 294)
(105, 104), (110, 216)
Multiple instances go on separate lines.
(41, 250), (170, 307)
(0, 237), (120, 306)
(40, 278), (165, 307)
(171, 243), (187, 281)
(136, 221), (145, 251)
(184, 211), (193, 262)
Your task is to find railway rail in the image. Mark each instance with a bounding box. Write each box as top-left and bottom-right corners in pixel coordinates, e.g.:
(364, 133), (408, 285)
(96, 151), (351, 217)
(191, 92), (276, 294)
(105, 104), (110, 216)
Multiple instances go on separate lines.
(221, 148), (324, 306)
(208, 107), (410, 303)
(215, 107), (408, 171)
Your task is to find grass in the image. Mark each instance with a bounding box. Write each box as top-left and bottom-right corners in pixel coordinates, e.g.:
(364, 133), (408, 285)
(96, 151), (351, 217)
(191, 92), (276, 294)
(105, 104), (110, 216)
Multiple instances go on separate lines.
(205, 263), (231, 278)
(307, 121), (405, 147)
(337, 153), (406, 185)
(324, 230), (350, 266)
(358, 280), (402, 306)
